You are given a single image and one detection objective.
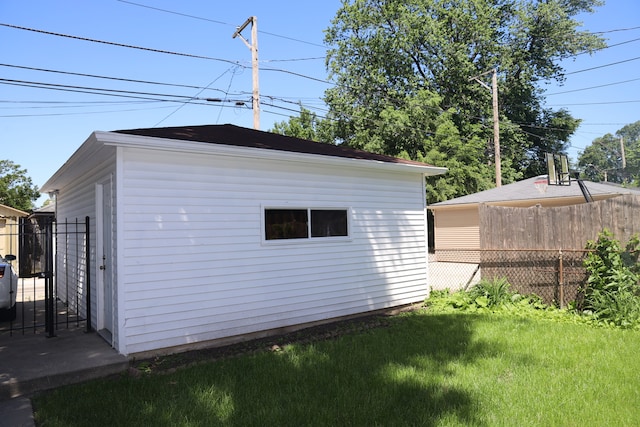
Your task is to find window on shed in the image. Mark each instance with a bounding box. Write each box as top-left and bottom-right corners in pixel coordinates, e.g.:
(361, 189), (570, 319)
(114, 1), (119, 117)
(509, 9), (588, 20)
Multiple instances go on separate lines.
(311, 209), (348, 237)
(264, 208), (350, 241)
(265, 209), (308, 240)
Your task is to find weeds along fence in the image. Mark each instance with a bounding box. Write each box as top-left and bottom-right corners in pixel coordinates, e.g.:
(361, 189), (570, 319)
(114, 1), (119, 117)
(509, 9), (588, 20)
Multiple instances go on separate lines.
(428, 249), (591, 308)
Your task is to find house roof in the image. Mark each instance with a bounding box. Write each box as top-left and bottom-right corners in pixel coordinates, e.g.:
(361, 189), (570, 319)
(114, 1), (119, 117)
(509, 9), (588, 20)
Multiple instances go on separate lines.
(430, 175), (640, 208)
(114, 124), (443, 170)
(0, 203), (28, 218)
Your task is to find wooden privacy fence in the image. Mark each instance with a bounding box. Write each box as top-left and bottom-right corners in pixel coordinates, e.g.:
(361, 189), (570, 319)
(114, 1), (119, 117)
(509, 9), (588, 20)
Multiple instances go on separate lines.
(428, 194), (640, 305)
(480, 194), (640, 250)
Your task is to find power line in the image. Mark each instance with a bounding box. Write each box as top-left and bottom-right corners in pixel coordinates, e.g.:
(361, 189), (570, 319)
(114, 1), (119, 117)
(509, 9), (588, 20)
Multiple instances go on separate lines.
(594, 25), (640, 34)
(116, 0), (327, 48)
(546, 76), (640, 96)
(0, 64), (234, 92)
(0, 23), (243, 67)
(548, 99), (640, 106)
(0, 102), (248, 118)
(116, 0), (230, 25)
(0, 25), (627, 146)
(154, 65), (241, 127)
(1, 24), (333, 86)
(565, 55), (640, 75)
(0, 78), (250, 104)
(0, 63), (242, 95)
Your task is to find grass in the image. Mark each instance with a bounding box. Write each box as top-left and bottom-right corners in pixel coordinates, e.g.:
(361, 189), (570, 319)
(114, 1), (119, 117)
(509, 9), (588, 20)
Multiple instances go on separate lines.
(33, 310), (640, 426)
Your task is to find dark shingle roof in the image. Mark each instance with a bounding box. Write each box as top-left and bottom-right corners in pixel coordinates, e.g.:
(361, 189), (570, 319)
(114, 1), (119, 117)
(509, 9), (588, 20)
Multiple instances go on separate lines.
(114, 124), (435, 167)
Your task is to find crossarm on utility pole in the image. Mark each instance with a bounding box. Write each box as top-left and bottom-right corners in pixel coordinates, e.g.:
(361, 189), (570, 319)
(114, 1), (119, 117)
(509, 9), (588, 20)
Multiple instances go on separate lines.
(469, 68), (501, 187)
(233, 16), (260, 130)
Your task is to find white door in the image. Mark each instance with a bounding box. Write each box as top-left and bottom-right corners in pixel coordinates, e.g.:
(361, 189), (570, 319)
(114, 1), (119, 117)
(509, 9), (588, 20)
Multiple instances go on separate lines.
(97, 181), (114, 342)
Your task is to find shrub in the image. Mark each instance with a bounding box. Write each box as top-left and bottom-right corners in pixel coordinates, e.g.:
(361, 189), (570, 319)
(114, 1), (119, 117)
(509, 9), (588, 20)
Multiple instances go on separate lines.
(581, 230), (640, 328)
(468, 277), (513, 307)
(426, 278), (550, 314)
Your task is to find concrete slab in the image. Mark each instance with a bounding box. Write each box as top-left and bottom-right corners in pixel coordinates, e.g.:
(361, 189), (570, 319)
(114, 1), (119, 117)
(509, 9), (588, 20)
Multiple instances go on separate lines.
(0, 326), (129, 426)
(0, 328), (129, 400)
(0, 397), (35, 427)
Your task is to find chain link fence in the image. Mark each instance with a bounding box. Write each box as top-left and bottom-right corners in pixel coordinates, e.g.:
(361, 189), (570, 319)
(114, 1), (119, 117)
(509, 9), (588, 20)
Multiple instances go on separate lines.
(429, 249), (591, 307)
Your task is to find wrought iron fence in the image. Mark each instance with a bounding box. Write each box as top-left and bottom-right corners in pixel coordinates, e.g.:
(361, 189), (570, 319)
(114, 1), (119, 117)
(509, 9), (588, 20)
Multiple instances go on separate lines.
(0, 216), (90, 336)
(429, 249), (591, 307)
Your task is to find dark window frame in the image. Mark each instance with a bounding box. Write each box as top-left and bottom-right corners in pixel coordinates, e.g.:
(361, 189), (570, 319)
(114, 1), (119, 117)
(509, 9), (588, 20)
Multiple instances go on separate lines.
(263, 207), (351, 242)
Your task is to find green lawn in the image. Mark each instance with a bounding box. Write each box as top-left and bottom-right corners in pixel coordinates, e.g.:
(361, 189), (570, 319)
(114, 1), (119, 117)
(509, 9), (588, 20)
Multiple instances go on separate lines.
(34, 311), (640, 426)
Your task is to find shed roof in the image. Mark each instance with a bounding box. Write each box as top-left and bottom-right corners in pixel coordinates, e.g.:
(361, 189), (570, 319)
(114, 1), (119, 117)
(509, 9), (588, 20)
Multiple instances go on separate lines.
(430, 175), (640, 208)
(42, 124), (447, 194)
(115, 124), (440, 169)
(0, 203), (28, 218)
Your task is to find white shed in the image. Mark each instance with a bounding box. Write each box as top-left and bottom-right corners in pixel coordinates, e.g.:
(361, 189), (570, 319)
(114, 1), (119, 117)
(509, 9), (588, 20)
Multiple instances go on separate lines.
(41, 124), (446, 356)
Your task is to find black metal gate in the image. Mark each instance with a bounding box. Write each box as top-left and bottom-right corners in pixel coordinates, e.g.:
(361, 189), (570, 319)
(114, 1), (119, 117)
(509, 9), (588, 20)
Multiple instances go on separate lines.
(0, 215), (91, 336)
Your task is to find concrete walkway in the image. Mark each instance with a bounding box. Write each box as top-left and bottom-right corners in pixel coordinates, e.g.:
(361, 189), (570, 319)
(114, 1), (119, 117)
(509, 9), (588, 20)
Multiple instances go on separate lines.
(0, 327), (129, 426)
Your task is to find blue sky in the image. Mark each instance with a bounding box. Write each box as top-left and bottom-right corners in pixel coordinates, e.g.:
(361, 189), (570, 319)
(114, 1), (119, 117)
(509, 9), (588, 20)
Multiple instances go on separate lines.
(2, 0), (639, 206)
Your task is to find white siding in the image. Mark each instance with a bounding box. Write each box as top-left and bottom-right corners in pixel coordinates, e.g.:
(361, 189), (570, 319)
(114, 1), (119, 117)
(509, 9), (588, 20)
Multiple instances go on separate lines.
(54, 145), (117, 346)
(120, 148), (428, 354)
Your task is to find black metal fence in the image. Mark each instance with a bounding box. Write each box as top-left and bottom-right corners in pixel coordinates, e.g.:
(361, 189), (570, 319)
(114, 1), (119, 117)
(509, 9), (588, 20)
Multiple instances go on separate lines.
(0, 216), (90, 336)
(429, 249), (591, 307)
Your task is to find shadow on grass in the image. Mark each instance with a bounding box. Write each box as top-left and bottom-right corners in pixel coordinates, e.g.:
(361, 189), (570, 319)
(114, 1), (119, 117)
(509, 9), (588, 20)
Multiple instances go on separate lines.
(35, 312), (501, 426)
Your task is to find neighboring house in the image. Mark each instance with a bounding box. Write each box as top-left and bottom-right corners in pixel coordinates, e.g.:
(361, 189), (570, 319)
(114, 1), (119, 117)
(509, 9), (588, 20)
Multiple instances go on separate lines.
(429, 175), (640, 262)
(41, 124), (446, 356)
(0, 203), (28, 261)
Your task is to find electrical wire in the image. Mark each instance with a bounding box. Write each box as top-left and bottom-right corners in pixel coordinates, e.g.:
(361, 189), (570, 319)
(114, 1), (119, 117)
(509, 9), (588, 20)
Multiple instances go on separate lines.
(0, 78), (250, 104)
(115, 0), (327, 48)
(0, 63), (241, 95)
(594, 25), (640, 34)
(565, 55), (640, 75)
(0, 24), (333, 86)
(546, 76), (640, 96)
(0, 22), (632, 145)
(547, 99), (640, 106)
(154, 65), (241, 127)
(0, 23), (243, 67)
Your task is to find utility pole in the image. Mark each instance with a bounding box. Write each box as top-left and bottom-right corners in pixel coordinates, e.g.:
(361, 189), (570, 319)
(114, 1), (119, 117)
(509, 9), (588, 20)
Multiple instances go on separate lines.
(470, 68), (501, 187)
(233, 16), (260, 130)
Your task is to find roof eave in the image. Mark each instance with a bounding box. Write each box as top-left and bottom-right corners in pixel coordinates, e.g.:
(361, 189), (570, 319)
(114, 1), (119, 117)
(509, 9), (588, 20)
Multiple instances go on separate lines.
(97, 131), (448, 176)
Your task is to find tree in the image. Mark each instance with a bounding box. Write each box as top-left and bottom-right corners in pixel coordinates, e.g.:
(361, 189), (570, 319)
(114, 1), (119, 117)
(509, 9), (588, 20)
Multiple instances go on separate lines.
(320, 0), (603, 201)
(0, 160), (40, 211)
(578, 120), (640, 184)
(270, 106), (334, 143)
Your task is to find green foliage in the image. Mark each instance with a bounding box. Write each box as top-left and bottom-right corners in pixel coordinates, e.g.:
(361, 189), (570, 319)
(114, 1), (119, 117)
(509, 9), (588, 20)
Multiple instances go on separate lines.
(578, 133), (626, 183)
(0, 159), (40, 211)
(270, 106), (335, 143)
(578, 119), (640, 185)
(581, 230), (640, 328)
(426, 278), (551, 315)
(321, 0), (604, 201)
(468, 276), (513, 307)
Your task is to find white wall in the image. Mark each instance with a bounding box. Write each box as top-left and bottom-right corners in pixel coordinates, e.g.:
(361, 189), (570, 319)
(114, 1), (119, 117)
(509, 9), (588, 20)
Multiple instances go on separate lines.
(53, 144), (117, 345)
(119, 147), (428, 354)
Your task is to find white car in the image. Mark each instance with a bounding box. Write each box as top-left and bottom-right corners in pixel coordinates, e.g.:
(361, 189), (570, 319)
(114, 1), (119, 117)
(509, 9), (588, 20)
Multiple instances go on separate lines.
(0, 254), (18, 321)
